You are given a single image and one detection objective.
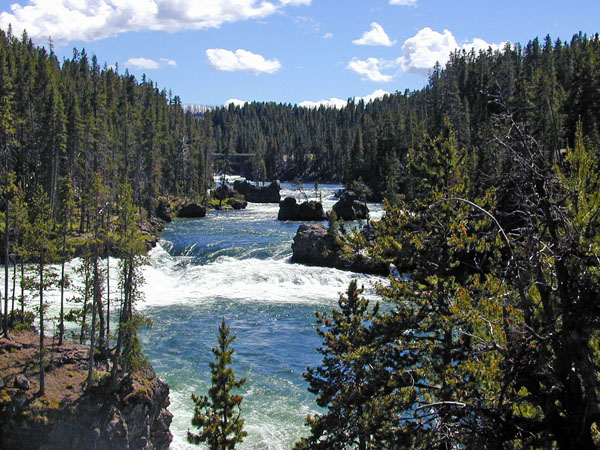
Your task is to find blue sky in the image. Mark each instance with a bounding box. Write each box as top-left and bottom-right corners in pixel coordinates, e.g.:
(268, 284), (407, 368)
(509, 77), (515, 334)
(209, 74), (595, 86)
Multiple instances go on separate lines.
(1, 0), (599, 107)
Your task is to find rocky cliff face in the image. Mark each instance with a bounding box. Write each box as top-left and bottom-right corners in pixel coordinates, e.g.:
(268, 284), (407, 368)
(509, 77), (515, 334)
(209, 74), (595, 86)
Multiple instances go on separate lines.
(0, 333), (172, 450)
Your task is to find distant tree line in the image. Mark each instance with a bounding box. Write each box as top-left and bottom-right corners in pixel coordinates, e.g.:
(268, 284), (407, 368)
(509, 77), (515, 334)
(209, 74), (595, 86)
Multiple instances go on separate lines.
(207, 32), (600, 203)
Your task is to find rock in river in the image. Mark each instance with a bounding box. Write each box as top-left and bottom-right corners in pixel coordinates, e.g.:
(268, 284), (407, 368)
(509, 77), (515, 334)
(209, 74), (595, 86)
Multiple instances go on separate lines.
(331, 191), (369, 221)
(177, 203), (206, 218)
(278, 197), (327, 221)
(233, 180), (281, 203)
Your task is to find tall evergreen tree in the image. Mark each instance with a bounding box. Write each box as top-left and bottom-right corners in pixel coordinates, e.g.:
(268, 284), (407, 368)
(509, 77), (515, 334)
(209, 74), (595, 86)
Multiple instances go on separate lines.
(111, 181), (149, 383)
(25, 186), (57, 396)
(295, 281), (386, 450)
(188, 318), (247, 450)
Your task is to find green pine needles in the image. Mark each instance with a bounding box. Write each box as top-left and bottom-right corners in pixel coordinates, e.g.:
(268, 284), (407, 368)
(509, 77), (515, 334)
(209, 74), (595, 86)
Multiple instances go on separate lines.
(188, 318), (247, 449)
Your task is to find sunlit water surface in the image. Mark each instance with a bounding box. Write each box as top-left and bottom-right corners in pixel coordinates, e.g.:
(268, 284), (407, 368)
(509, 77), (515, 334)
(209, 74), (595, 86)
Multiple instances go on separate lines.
(2, 182), (384, 449)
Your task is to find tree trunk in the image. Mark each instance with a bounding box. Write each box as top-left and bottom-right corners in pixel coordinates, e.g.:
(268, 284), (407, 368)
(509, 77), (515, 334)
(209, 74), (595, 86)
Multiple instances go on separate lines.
(20, 260), (24, 318)
(59, 258), (65, 346)
(4, 198), (9, 335)
(87, 255), (98, 391)
(38, 259), (45, 396)
(106, 250), (110, 344)
(80, 264), (89, 344)
(11, 260), (16, 317)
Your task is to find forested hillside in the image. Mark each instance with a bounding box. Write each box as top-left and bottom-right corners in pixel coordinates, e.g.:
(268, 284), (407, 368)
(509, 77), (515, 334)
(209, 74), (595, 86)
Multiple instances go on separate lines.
(209, 32), (600, 201)
(291, 33), (600, 449)
(0, 28), (213, 232)
(2, 29), (599, 220)
(2, 27), (600, 448)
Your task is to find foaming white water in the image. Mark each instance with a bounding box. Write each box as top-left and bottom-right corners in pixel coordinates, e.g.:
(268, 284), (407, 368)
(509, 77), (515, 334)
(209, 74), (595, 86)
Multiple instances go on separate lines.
(1, 243), (383, 329)
(0, 256), (124, 338)
(142, 242), (385, 449)
(167, 382), (316, 450)
(142, 243), (382, 309)
(1, 180), (386, 449)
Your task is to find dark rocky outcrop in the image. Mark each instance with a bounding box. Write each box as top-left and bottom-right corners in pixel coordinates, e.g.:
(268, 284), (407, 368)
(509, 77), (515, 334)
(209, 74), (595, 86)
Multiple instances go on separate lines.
(13, 375), (30, 390)
(291, 223), (387, 275)
(278, 197), (327, 221)
(331, 191), (369, 221)
(229, 199), (248, 210)
(0, 333), (173, 450)
(292, 223), (336, 266)
(155, 198), (172, 222)
(177, 203), (207, 218)
(233, 180), (281, 203)
(139, 217), (165, 252)
(214, 184), (236, 201)
(36, 370), (172, 450)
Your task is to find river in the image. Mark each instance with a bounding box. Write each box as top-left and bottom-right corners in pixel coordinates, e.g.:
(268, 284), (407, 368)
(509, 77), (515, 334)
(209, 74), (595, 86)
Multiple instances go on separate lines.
(3, 182), (384, 449)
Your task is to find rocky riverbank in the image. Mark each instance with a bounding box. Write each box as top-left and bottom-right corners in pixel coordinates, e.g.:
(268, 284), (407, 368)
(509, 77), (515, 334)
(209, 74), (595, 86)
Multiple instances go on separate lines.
(0, 332), (172, 450)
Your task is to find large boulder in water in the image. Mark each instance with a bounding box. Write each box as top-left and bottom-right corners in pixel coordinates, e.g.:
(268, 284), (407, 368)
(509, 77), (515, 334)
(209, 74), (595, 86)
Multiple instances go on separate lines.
(332, 191), (369, 221)
(229, 199), (248, 210)
(233, 180), (281, 203)
(177, 203), (206, 218)
(278, 197), (327, 221)
(291, 223), (336, 266)
(291, 223), (388, 275)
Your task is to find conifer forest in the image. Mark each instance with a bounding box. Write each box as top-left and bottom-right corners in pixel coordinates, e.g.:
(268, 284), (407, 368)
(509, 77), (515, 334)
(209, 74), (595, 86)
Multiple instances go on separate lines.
(1, 27), (600, 449)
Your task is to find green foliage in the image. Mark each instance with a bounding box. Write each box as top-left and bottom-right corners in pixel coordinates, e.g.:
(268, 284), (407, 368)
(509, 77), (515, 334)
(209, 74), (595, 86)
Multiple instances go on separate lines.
(120, 313), (152, 372)
(304, 102), (600, 448)
(295, 281), (387, 450)
(188, 318), (247, 450)
(348, 178), (372, 202)
(8, 310), (35, 332)
(112, 181), (150, 378)
(90, 370), (112, 387)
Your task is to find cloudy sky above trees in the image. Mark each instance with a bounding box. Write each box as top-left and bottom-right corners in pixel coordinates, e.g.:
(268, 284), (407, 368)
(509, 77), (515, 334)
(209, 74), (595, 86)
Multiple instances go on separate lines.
(0, 0), (597, 106)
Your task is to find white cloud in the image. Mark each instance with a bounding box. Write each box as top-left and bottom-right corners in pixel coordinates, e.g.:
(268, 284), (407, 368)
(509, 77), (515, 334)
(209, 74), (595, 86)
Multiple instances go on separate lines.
(347, 57), (394, 83)
(125, 57), (177, 70)
(225, 99), (248, 107)
(207, 48), (281, 74)
(397, 27), (502, 76)
(161, 58), (177, 66)
(347, 28), (502, 82)
(352, 22), (396, 47)
(0, 0), (301, 43)
(299, 89), (390, 109)
(390, 0), (417, 6)
(360, 88), (390, 103)
(299, 97), (348, 109)
(323, 32), (333, 39)
(279, 0), (311, 5)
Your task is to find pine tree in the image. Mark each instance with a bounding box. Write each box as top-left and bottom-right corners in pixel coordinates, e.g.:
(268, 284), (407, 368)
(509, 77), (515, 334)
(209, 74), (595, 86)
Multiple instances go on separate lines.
(111, 181), (149, 383)
(25, 186), (57, 396)
(295, 281), (386, 450)
(188, 318), (247, 450)
(57, 176), (75, 345)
